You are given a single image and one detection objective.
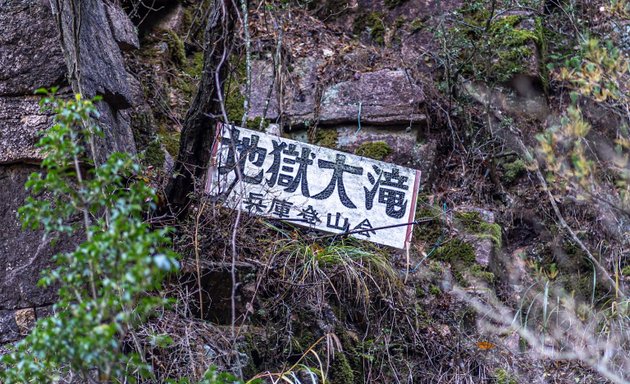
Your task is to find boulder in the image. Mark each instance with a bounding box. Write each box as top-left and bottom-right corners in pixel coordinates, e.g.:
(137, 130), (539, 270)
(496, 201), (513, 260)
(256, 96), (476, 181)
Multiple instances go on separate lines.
(319, 69), (425, 126)
(105, 0), (140, 51)
(0, 0), (66, 96)
(53, 0), (138, 157)
(0, 165), (60, 311)
(0, 310), (20, 344)
(0, 96), (52, 163)
(248, 57), (321, 126)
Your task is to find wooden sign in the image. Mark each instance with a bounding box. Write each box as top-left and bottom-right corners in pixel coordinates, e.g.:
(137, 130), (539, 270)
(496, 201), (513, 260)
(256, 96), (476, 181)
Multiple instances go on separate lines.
(205, 123), (421, 249)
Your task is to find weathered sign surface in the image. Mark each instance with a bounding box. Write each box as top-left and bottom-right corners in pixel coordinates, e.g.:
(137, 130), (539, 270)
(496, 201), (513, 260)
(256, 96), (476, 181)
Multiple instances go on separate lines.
(205, 123), (421, 248)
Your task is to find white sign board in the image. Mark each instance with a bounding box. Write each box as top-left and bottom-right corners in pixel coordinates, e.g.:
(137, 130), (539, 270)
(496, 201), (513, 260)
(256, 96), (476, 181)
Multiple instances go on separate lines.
(205, 123), (421, 249)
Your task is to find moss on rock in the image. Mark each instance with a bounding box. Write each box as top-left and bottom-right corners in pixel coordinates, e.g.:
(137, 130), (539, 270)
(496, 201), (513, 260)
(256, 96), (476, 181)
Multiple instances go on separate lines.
(246, 116), (270, 131)
(453, 7), (540, 82)
(353, 12), (386, 45)
(329, 353), (355, 384)
(354, 141), (392, 160)
(161, 29), (186, 66)
(158, 130), (180, 157)
(316, 129), (338, 148)
(434, 239), (476, 266)
(414, 205), (445, 245)
(501, 158), (526, 184)
(455, 211), (502, 246)
(142, 140), (165, 168)
(469, 264), (495, 284)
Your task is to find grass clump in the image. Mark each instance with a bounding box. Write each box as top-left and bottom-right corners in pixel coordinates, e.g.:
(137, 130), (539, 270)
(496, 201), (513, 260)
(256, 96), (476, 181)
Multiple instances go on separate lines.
(354, 141), (392, 160)
(495, 368), (518, 384)
(280, 238), (397, 307)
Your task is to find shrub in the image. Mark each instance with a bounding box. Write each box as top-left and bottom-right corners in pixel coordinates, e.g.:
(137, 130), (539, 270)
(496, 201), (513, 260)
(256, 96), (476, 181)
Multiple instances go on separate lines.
(0, 90), (180, 383)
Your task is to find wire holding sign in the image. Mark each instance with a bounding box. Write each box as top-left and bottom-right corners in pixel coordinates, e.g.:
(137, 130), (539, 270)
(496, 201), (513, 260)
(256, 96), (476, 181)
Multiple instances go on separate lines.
(205, 123), (421, 249)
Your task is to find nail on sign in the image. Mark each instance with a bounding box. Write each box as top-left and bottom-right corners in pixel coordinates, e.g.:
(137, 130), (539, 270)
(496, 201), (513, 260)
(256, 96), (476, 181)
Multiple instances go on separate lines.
(205, 123), (421, 249)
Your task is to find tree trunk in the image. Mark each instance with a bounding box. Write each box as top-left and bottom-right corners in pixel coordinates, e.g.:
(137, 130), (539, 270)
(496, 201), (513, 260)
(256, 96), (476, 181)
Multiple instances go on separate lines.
(166, 0), (236, 214)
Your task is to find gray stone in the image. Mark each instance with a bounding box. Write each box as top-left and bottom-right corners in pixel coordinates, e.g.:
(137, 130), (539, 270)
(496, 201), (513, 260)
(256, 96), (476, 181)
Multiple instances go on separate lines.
(0, 0), (66, 96)
(248, 59), (280, 121)
(0, 310), (20, 344)
(319, 69), (426, 126)
(248, 57), (320, 126)
(104, 0), (140, 51)
(0, 96), (52, 163)
(336, 126), (418, 164)
(53, 0), (138, 158)
(285, 57), (320, 124)
(0, 165), (59, 311)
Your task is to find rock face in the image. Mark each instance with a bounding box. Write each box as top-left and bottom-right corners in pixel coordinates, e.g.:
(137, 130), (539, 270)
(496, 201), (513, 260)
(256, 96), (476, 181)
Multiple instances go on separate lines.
(53, 0), (138, 159)
(319, 70), (425, 127)
(0, 1), (67, 334)
(0, 0), (142, 342)
(0, 96), (54, 163)
(249, 64), (426, 128)
(0, 0), (66, 164)
(248, 57), (321, 126)
(104, 1), (140, 51)
(0, 0), (66, 96)
(0, 166), (61, 343)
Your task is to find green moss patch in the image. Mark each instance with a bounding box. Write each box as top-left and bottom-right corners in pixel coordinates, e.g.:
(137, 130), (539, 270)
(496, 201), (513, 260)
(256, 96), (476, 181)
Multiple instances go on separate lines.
(161, 29), (186, 66)
(158, 130), (181, 158)
(142, 140), (165, 168)
(434, 239), (476, 266)
(452, 6), (541, 83)
(329, 353), (355, 384)
(353, 12), (386, 45)
(468, 264), (495, 284)
(501, 158), (526, 184)
(246, 116), (270, 131)
(414, 205), (445, 245)
(354, 141), (392, 160)
(456, 211), (502, 246)
(315, 129), (338, 148)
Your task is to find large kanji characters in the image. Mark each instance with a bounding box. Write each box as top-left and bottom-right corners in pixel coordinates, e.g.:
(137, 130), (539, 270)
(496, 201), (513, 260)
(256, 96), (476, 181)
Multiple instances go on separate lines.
(210, 124), (420, 248)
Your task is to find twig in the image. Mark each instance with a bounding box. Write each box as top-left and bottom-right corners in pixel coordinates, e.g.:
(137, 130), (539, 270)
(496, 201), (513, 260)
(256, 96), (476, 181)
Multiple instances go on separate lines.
(515, 137), (625, 298)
